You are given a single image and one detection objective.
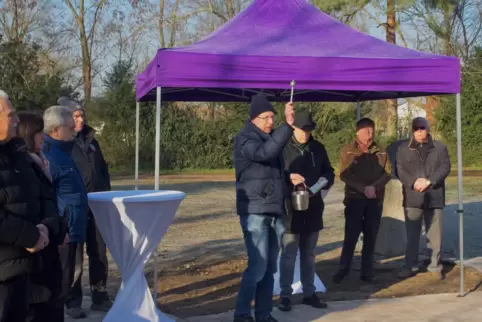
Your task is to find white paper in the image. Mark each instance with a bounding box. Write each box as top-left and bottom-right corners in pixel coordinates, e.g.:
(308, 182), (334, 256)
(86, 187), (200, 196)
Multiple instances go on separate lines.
(309, 177), (328, 194)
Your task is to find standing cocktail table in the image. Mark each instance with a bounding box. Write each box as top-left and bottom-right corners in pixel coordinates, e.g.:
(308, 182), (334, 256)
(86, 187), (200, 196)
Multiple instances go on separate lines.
(88, 190), (185, 322)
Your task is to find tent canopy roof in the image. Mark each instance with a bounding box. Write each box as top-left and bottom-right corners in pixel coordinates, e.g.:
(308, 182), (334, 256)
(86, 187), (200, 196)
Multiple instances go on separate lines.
(136, 0), (460, 102)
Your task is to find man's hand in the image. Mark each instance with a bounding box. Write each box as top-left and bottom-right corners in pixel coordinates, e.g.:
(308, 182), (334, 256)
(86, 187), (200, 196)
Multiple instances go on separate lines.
(25, 229), (50, 253)
(364, 186), (376, 199)
(285, 102), (294, 126)
(36, 224), (49, 237)
(290, 173), (305, 186)
(414, 178), (431, 192)
(63, 234), (69, 245)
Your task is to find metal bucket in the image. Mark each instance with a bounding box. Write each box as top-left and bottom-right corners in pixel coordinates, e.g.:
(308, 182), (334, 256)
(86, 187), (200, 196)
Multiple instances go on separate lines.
(291, 185), (309, 211)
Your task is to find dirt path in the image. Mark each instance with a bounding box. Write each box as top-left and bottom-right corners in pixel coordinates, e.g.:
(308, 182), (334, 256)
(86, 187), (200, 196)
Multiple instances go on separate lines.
(78, 178), (482, 318)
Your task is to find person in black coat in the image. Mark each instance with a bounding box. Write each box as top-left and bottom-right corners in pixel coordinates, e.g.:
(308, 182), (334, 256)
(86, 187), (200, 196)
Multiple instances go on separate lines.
(396, 117), (451, 279)
(57, 97), (112, 312)
(17, 111), (69, 322)
(278, 110), (335, 312)
(0, 94), (66, 322)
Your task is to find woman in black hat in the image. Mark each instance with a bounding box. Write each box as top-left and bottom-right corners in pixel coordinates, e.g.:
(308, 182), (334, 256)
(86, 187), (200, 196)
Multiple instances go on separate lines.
(278, 110), (335, 312)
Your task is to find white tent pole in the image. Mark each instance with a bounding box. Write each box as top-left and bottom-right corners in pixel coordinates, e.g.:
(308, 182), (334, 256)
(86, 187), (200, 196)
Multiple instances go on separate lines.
(152, 86), (162, 302)
(155, 87), (161, 190)
(356, 101), (361, 121)
(135, 102), (140, 190)
(455, 93), (464, 296)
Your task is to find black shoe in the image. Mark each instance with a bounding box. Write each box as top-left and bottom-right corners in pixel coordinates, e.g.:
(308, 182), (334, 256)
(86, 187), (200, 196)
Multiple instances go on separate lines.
(332, 270), (348, 284)
(302, 294), (328, 309)
(256, 315), (279, 322)
(278, 297), (292, 312)
(234, 316), (255, 322)
(91, 298), (113, 312)
(360, 275), (377, 283)
(440, 271), (446, 280)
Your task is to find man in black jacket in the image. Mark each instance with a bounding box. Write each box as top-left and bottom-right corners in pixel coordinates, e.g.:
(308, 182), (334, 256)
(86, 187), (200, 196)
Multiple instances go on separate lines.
(396, 117), (451, 279)
(0, 92), (62, 321)
(58, 97), (112, 313)
(233, 94), (294, 322)
(278, 110), (334, 312)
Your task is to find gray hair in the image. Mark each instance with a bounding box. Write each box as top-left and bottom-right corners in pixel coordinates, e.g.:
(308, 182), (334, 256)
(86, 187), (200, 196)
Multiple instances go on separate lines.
(0, 90), (8, 99)
(43, 105), (73, 134)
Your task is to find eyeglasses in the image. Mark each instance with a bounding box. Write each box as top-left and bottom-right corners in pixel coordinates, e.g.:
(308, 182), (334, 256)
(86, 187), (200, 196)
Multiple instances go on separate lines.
(257, 115), (275, 121)
(413, 126), (427, 131)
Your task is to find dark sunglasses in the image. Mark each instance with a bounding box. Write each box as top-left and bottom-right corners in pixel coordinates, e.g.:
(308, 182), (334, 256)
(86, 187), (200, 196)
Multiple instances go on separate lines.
(413, 126), (427, 131)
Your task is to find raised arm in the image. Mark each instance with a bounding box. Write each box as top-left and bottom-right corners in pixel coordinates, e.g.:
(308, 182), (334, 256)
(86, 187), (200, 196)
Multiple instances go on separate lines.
(239, 123), (293, 163)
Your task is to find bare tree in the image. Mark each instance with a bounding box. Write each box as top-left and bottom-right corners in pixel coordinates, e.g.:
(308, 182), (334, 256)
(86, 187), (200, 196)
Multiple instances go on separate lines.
(62, 0), (108, 105)
(0, 0), (50, 42)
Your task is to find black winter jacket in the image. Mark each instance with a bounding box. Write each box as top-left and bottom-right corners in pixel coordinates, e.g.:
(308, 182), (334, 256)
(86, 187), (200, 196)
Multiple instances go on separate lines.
(283, 137), (335, 233)
(234, 122), (293, 216)
(0, 139), (66, 283)
(71, 125), (111, 193)
(396, 136), (451, 209)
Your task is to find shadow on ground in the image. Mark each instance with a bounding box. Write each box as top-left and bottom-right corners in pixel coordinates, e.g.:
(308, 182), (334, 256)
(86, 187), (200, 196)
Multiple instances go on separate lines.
(443, 201), (482, 259)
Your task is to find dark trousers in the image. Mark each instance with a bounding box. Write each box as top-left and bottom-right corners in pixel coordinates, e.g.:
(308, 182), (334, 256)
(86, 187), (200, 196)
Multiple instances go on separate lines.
(0, 274), (29, 322)
(28, 300), (64, 322)
(280, 232), (319, 299)
(66, 211), (109, 308)
(339, 198), (382, 276)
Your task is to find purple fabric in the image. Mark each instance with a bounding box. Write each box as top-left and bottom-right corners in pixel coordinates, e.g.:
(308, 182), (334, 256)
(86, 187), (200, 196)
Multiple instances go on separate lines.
(136, 0), (460, 102)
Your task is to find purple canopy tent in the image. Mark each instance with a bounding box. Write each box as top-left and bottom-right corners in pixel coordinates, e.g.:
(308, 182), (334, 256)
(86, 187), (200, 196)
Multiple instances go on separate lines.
(135, 0), (464, 300)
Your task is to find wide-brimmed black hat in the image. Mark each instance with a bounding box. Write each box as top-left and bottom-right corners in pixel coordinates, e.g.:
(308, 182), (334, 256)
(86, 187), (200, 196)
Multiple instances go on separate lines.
(293, 110), (316, 131)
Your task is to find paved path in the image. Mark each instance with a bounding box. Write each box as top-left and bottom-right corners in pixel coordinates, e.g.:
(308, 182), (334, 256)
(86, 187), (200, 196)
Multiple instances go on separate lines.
(66, 292), (482, 321)
(184, 292), (482, 322)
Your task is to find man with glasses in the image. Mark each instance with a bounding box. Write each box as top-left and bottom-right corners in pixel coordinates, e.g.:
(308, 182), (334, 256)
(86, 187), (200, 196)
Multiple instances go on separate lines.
(396, 117), (450, 279)
(233, 94), (294, 322)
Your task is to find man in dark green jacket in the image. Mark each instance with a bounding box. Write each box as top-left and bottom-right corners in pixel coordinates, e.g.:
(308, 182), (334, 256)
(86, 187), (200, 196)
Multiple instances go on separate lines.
(396, 117), (450, 279)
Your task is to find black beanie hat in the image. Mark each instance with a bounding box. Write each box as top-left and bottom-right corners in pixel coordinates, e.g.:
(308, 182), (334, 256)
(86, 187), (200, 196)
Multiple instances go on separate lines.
(249, 94), (276, 120)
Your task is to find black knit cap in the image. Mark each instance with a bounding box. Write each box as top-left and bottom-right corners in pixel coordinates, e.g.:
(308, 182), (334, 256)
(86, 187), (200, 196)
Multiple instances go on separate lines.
(249, 94), (276, 120)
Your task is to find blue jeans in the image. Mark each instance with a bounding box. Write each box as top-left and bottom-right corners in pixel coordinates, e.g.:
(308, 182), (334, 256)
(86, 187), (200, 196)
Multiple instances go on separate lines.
(234, 214), (285, 319)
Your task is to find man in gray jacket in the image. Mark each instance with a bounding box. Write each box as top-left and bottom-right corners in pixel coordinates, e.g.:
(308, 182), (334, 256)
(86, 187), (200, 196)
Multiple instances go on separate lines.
(396, 117), (451, 279)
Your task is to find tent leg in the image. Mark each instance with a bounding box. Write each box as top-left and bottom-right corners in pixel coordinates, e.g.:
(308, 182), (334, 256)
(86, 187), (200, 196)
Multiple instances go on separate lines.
(153, 87), (162, 302)
(356, 101), (361, 121)
(155, 87), (161, 190)
(455, 93), (464, 297)
(135, 102), (140, 190)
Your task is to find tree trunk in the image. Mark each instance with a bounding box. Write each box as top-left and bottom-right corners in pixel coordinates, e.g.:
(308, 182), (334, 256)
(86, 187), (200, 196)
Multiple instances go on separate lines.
(443, 4), (452, 55)
(159, 0), (165, 48)
(385, 0), (397, 137)
(374, 2), (405, 262)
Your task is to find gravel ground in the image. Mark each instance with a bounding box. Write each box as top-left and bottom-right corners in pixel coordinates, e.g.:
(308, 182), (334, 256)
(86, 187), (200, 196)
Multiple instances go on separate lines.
(68, 176), (482, 320)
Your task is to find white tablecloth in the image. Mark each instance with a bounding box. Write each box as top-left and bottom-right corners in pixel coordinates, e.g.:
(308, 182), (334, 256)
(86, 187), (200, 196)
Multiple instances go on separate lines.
(88, 190), (185, 322)
(273, 189), (330, 296)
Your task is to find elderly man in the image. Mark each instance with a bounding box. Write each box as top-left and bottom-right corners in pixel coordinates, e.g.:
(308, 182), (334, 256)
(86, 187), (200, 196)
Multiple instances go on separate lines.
(397, 117), (451, 279)
(233, 94), (294, 322)
(58, 97), (112, 311)
(333, 118), (391, 284)
(279, 110), (334, 312)
(43, 105), (89, 319)
(0, 91), (50, 321)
